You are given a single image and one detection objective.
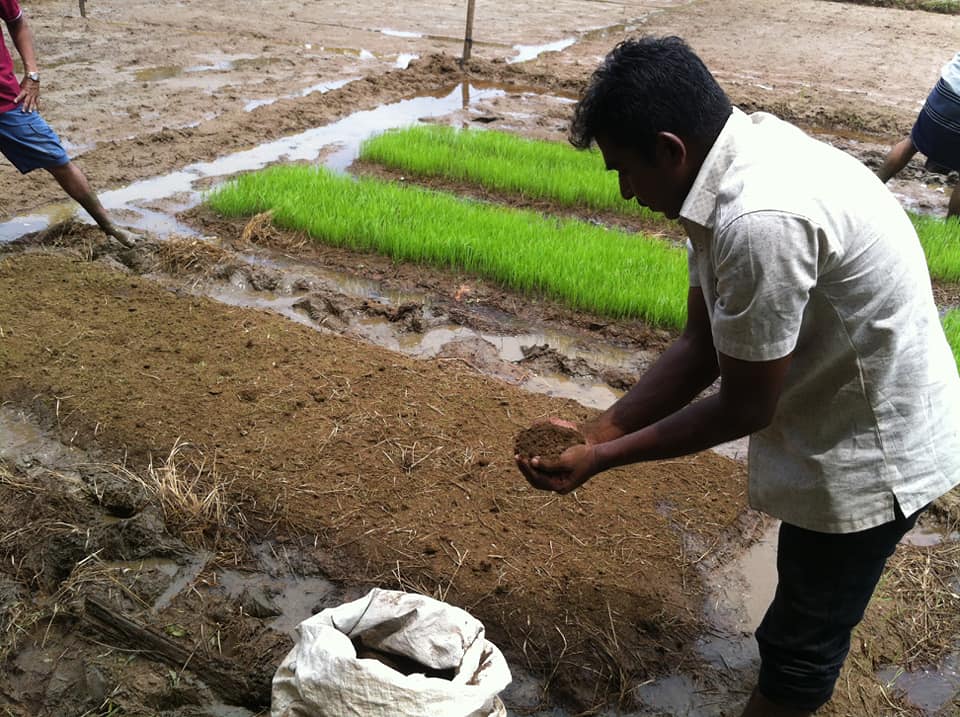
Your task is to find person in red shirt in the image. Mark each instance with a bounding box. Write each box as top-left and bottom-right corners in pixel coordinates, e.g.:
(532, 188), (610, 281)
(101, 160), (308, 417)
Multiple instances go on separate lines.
(0, 0), (137, 245)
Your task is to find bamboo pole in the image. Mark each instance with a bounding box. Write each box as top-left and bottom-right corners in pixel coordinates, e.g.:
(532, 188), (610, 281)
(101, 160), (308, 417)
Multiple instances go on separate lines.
(460, 0), (476, 66)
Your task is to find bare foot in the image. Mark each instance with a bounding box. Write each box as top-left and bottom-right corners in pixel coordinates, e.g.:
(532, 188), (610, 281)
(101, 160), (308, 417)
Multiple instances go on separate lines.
(106, 226), (144, 248)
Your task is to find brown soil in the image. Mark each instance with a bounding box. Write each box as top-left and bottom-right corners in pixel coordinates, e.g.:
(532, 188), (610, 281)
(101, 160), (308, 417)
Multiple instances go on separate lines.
(0, 2), (958, 716)
(514, 423), (586, 462)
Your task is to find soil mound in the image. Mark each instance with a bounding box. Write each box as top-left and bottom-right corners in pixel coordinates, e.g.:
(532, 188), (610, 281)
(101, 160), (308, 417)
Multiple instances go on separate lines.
(514, 422), (586, 461)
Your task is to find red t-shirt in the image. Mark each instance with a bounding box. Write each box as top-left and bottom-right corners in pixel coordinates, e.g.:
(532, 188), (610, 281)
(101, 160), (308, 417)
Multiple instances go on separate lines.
(0, 0), (23, 113)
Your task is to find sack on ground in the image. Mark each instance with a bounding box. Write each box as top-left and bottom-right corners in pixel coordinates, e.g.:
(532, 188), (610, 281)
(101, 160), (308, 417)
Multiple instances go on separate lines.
(271, 587), (512, 717)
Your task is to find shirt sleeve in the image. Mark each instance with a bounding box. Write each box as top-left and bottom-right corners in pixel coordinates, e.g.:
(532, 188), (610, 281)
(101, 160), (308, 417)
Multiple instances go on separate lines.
(686, 239), (701, 288)
(0, 0), (21, 24)
(710, 211), (820, 362)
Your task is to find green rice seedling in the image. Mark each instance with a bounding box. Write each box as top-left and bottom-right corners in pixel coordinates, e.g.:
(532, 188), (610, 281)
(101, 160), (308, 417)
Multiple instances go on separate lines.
(910, 213), (960, 282)
(207, 165), (689, 327)
(942, 309), (960, 367)
(360, 125), (666, 223)
(361, 128), (960, 287)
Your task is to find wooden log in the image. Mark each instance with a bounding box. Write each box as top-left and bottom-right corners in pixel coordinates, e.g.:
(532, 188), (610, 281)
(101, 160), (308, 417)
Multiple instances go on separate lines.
(82, 596), (270, 709)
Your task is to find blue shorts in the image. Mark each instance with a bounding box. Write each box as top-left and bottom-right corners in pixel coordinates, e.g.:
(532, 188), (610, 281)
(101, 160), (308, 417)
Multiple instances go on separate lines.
(912, 78), (960, 174)
(0, 107), (70, 174)
(755, 503), (925, 711)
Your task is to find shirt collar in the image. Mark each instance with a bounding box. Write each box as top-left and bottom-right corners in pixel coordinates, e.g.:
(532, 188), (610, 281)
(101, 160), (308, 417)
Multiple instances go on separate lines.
(679, 107), (749, 231)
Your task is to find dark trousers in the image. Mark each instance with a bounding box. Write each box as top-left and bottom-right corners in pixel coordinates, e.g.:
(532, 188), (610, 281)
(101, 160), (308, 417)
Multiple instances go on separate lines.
(755, 504), (924, 712)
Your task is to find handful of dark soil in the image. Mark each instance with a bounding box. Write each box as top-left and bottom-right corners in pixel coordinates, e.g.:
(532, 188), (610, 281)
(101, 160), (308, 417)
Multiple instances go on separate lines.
(514, 422), (586, 462)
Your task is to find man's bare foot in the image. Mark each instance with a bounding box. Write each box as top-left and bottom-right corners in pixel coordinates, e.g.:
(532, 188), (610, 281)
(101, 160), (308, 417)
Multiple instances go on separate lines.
(106, 226), (143, 248)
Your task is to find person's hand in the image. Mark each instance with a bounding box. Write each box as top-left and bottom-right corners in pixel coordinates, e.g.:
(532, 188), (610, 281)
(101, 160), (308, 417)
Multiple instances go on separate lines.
(515, 417), (601, 494)
(516, 440), (599, 494)
(15, 76), (39, 113)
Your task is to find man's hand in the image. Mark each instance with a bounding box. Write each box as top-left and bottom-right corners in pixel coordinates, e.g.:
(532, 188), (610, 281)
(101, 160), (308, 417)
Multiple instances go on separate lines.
(515, 418), (600, 494)
(15, 75), (39, 112)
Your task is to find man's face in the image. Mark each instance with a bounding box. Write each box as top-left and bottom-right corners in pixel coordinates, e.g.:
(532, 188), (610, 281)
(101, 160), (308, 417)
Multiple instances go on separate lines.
(595, 134), (689, 220)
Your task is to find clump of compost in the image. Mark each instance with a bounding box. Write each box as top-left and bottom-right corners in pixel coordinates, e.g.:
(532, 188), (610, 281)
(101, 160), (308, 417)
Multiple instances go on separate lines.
(514, 423), (586, 462)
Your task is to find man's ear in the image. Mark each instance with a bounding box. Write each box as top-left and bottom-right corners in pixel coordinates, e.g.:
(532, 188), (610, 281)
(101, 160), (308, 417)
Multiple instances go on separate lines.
(654, 131), (688, 169)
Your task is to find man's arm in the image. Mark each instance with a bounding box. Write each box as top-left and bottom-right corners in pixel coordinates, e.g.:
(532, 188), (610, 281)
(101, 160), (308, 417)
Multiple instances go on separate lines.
(519, 311), (792, 493)
(592, 348), (791, 469)
(7, 12), (40, 112)
(583, 286), (720, 443)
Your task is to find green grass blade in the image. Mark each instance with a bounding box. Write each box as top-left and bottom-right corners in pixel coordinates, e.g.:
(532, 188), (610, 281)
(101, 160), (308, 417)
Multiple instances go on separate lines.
(910, 213), (960, 282)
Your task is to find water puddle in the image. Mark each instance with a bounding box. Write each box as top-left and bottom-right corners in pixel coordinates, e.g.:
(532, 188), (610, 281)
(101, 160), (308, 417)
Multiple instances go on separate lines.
(205, 251), (628, 411)
(0, 405), (83, 466)
(133, 55), (273, 82)
(579, 22), (643, 43)
(467, 79), (580, 103)
(508, 38), (577, 64)
(878, 653), (960, 715)
(904, 525), (960, 547)
(505, 17), (673, 65)
(395, 53), (419, 69)
(380, 28), (423, 39)
(135, 65), (182, 82)
(315, 46), (377, 61)
(243, 77), (359, 112)
(216, 567), (340, 637)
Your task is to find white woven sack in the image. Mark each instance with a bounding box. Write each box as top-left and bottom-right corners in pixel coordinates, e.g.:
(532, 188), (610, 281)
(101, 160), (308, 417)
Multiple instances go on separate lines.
(271, 587), (511, 717)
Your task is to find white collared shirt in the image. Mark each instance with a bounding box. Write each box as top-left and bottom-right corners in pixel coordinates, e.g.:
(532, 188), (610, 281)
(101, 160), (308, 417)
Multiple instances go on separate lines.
(941, 51), (960, 93)
(680, 108), (960, 533)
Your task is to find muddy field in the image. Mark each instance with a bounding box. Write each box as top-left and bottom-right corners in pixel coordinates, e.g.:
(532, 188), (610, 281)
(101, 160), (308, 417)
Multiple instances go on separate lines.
(1, 1), (959, 716)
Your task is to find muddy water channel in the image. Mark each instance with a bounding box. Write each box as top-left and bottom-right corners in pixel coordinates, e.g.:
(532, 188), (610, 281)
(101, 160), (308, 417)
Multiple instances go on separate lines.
(1, 85), (958, 716)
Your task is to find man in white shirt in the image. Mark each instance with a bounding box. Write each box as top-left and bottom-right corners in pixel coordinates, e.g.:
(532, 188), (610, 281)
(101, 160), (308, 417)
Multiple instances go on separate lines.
(516, 36), (960, 716)
(878, 51), (960, 219)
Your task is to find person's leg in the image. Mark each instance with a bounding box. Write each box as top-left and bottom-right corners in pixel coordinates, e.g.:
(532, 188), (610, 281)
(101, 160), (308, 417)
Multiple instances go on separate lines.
(740, 689), (811, 717)
(0, 109), (137, 246)
(744, 504), (925, 716)
(948, 182), (960, 220)
(877, 137), (918, 183)
(46, 161), (136, 246)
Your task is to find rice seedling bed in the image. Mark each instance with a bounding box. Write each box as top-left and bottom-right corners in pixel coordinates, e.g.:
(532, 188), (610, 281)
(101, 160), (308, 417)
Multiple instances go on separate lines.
(206, 165), (689, 328)
(360, 125), (960, 284)
(359, 125), (667, 224)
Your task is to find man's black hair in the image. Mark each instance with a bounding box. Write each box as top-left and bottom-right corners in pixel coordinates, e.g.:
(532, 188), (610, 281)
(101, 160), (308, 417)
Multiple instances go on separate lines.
(569, 36), (732, 160)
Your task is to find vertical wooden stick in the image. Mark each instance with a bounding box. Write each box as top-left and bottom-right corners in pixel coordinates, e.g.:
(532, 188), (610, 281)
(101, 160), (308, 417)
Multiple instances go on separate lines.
(461, 0), (476, 66)
(79, 0), (86, 17)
